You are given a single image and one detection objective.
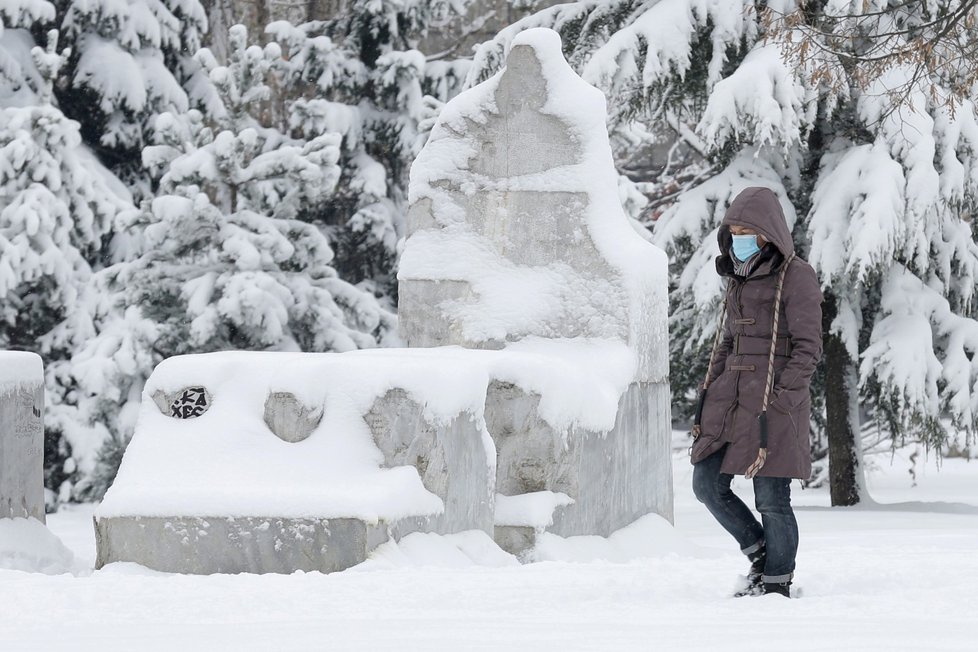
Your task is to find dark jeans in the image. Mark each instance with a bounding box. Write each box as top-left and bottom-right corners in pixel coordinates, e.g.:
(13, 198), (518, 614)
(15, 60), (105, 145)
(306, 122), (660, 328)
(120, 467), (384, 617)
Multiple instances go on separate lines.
(692, 445), (798, 583)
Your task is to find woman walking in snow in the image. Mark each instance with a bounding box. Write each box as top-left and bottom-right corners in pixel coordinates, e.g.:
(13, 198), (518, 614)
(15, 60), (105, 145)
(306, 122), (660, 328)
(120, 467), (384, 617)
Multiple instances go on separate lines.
(689, 186), (823, 598)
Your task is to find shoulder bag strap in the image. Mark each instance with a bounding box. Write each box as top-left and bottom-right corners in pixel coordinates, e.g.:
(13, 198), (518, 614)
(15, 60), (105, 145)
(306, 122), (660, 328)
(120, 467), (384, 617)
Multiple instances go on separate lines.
(746, 253), (796, 478)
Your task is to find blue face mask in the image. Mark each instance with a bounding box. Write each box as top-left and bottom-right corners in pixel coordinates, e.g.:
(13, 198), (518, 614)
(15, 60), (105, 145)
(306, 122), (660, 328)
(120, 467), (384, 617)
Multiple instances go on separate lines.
(731, 234), (761, 261)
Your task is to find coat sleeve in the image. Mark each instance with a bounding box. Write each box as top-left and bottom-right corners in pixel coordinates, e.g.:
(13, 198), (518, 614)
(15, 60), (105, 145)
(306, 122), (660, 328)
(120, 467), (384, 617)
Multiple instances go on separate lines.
(776, 262), (823, 394)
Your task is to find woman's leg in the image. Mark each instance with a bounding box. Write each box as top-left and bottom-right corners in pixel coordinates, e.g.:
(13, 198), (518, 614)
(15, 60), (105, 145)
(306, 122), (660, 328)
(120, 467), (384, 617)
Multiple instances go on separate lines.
(692, 446), (765, 553)
(752, 476), (798, 583)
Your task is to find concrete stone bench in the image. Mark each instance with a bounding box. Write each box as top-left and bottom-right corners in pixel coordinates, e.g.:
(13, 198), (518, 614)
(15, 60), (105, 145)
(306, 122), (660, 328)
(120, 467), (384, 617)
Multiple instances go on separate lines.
(95, 351), (496, 574)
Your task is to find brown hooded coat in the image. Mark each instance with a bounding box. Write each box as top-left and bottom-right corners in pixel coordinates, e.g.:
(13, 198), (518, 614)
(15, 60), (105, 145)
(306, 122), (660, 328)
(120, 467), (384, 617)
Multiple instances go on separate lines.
(690, 187), (823, 479)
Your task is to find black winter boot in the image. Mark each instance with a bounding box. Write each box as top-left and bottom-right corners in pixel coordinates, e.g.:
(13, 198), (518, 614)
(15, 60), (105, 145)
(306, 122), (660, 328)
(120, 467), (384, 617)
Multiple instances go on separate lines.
(761, 581), (791, 597)
(732, 547), (766, 597)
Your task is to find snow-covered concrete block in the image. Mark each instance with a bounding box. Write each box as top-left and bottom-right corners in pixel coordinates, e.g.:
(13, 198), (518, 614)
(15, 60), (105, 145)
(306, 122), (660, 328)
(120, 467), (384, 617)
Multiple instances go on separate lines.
(96, 335), (673, 571)
(0, 351), (45, 522)
(95, 351), (496, 574)
(399, 28), (668, 384)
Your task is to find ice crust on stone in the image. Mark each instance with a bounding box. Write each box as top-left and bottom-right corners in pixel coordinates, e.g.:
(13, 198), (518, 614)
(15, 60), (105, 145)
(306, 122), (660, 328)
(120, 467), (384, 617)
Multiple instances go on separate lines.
(399, 28), (668, 383)
(97, 338), (637, 521)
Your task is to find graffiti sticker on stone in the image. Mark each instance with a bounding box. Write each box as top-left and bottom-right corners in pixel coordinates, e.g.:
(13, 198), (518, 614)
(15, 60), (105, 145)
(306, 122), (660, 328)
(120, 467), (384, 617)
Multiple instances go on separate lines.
(170, 387), (210, 419)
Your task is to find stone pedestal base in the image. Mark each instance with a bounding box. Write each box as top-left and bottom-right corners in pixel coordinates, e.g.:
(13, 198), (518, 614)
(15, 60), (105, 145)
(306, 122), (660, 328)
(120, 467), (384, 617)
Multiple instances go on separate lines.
(95, 516), (392, 574)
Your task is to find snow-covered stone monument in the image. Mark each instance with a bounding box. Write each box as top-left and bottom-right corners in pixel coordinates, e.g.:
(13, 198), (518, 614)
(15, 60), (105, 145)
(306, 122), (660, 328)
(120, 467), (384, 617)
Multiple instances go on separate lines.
(95, 28), (671, 573)
(95, 351), (497, 573)
(399, 28), (671, 550)
(0, 351), (78, 575)
(0, 351), (45, 522)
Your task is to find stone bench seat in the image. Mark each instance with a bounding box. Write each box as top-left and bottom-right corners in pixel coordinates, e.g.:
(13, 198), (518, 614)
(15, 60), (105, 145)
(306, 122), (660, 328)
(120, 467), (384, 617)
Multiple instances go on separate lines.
(95, 338), (664, 572)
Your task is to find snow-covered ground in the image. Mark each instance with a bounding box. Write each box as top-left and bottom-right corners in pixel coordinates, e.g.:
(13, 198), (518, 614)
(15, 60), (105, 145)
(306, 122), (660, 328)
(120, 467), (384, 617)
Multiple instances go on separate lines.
(2, 438), (976, 651)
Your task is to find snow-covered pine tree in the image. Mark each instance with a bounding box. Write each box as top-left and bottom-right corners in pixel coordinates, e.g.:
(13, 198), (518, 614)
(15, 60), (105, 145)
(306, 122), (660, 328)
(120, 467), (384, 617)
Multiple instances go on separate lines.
(266, 0), (474, 303)
(47, 0), (218, 193)
(468, 1), (978, 504)
(68, 25), (397, 499)
(1, 14), (136, 504)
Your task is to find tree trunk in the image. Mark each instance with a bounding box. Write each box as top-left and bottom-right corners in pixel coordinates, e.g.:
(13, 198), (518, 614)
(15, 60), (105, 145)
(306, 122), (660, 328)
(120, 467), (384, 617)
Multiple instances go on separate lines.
(822, 291), (861, 506)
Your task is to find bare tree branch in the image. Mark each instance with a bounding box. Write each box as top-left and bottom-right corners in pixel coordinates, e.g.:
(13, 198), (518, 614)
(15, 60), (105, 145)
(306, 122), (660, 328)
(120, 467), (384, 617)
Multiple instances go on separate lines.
(762, 0), (978, 126)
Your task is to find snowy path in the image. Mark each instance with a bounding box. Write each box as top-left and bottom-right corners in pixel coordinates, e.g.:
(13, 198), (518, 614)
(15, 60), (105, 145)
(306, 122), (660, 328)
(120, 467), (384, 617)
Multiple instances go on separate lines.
(2, 446), (977, 651)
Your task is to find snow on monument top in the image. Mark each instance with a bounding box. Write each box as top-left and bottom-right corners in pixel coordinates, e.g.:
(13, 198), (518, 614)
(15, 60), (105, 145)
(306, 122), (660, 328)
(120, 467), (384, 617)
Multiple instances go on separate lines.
(0, 351), (43, 387)
(399, 28), (668, 382)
